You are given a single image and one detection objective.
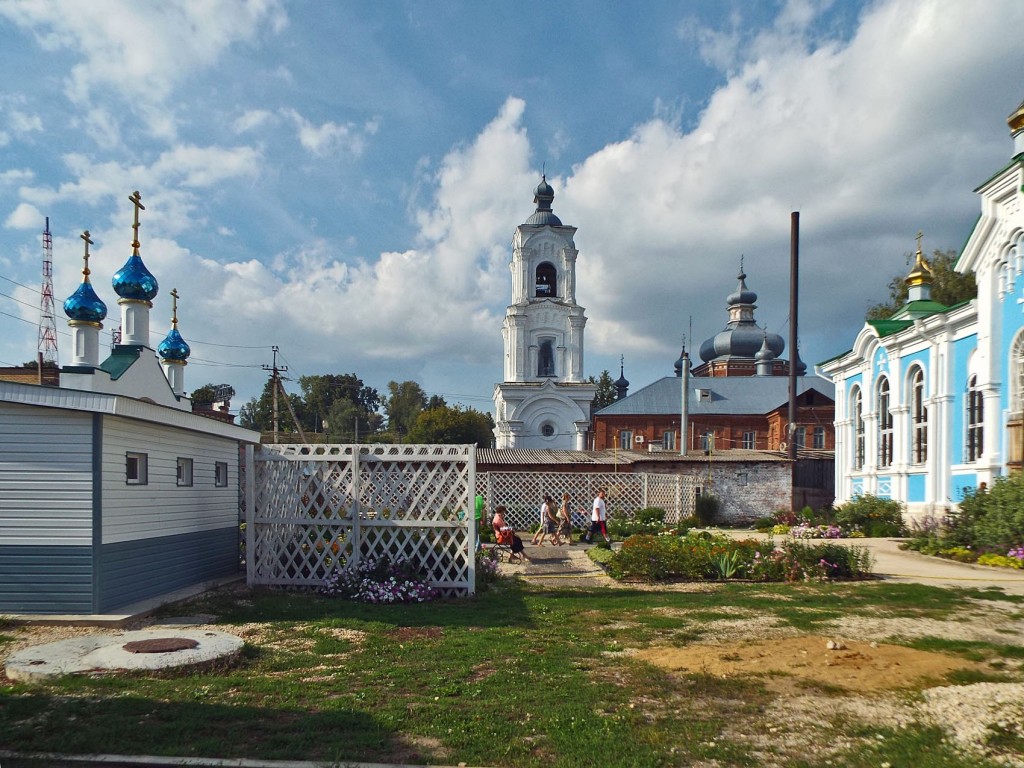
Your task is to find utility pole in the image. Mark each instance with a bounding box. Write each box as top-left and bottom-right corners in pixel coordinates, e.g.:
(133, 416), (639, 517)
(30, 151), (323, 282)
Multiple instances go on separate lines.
(263, 346), (286, 443)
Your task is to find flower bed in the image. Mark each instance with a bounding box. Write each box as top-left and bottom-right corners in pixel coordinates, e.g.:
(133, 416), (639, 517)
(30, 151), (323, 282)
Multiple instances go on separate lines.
(603, 532), (874, 583)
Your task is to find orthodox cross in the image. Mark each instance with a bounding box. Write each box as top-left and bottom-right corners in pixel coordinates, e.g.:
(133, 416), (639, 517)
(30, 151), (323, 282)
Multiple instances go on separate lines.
(916, 231), (924, 252)
(740, 253), (745, 273)
(170, 288), (180, 328)
(80, 230), (93, 283)
(129, 190), (145, 255)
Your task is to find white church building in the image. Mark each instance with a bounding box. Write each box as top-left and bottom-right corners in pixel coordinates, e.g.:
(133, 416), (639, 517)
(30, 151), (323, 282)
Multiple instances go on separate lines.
(821, 99), (1024, 519)
(493, 177), (597, 449)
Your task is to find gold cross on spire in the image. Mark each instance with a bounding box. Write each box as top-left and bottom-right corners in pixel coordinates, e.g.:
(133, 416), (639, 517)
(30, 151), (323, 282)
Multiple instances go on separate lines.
(80, 230), (93, 283)
(916, 230), (924, 254)
(170, 287), (179, 328)
(129, 190), (145, 255)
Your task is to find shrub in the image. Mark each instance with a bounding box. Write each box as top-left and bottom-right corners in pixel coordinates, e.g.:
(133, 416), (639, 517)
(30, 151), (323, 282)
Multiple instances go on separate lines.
(753, 515), (776, 532)
(955, 475), (1024, 552)
(833, 494), (905, 537)
(694, 493), (720, 526)
(977, 553), (1024, 569)
(608, 507), (669, 539)
(322, 556), (440, 603)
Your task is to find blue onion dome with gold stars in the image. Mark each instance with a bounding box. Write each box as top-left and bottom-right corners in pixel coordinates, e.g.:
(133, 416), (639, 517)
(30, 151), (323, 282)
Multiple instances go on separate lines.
(112, 254), (158, 301)
(64, 229), (107, 323)
(525, 174), (563, 227)
(158, 327), (190, 361)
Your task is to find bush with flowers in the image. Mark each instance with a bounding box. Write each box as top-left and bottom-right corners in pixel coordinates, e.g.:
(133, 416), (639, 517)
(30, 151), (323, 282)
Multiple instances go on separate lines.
(322, 555), (440, 604)
(605, 532), (873, 583)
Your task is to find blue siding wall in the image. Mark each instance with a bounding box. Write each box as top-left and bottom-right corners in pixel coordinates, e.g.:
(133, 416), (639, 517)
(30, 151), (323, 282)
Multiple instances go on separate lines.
(951, 473), (978, 502)
(0, 545), (93, 613)
(907, 473), (926, 503)
(98, 526), (239, 612)
(951, 335), (977, 465)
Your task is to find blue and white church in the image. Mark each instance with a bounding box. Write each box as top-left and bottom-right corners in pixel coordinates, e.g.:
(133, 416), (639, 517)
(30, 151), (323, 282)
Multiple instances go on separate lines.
(821, 99), (1024, 519)
(493, 177), (597, 449)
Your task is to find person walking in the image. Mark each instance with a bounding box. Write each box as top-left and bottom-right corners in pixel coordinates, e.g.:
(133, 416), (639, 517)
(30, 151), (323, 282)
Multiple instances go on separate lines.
(557, 492), (573, 544)
(584, 488), (610, 544)
(531, 495), (548, 545)
(534, 495), (561, 546)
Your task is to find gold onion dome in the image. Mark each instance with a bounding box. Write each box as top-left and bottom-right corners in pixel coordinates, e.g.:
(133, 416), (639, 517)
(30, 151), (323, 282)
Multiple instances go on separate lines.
(905, 233), (934, 289)
(1008, 99), (1024, 134)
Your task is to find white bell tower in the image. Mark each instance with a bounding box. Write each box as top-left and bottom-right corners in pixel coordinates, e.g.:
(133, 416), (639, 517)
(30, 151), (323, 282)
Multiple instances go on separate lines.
(493, 176), (597, 449)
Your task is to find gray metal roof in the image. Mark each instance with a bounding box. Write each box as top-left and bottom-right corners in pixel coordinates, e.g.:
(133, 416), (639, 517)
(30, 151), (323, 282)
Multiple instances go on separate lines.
(596, 375), (834, 417)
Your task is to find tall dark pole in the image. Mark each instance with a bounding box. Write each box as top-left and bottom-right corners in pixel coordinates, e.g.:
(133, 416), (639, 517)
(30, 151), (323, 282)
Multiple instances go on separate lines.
(788, 212), (799, 466)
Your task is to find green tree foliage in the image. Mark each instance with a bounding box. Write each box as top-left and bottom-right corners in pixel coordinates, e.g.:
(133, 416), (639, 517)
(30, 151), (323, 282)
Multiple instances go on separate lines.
(948, 475), (1024, 552)
(406, 403), (494, 447)
(190, 383), (219, 405)
(384, 380), (428, 440)
(299, 374), (380, 432)
(590, 370), (617, 411)
(238, 378), (306, 433)
(865, 248), (977, 321)
(325, 397), (383, 442)
(426, 393), (447, 410)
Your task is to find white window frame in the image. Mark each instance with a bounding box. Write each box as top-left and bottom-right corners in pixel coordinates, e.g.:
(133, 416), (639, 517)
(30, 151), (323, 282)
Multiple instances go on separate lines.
(911, 367), (927, 464)
(177, 457), (194, 487)
(878, 377), (893, 467)
(967, 374), (983, 463)
(618, 430), (632, 449)
(742, 431), (756, 450)
(126, 452), (148, 485)
(1013, 332), (1024, 415)
(215, 461), (229, 488)
(852, 386), (865, 470)
(662, 431), (675, 450)
(812, 426), (825, 450)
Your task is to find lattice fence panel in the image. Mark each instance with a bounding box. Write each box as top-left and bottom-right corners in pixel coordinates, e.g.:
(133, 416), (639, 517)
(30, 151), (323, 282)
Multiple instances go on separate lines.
(249, 444), (475, 596)
(477, 472), (696, 531)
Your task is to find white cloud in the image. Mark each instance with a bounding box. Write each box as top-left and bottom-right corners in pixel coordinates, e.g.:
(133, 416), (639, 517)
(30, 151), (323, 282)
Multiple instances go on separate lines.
(4, 202), (43, 229)
(0, 169), (34, 185)
(8, 110), (42, 135)
(0, 0), (287, 132)
(234, 109), (274, 134)
(282, 109), (379, 158)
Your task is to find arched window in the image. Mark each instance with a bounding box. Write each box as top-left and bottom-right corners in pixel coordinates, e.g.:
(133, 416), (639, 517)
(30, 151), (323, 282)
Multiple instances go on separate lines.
(910, 367), (927, 464)
(535, 262), (557, 297)
(877, 377), (893, 467)
(851, 386), (865, 470)
(1012, 332), (1024, 414)
(967, 374), (983, 462)
(538, 339), (555, 377)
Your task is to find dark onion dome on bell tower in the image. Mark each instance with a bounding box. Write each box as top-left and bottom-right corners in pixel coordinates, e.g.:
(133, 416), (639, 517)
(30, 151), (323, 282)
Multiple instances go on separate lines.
(699, 264), (784, 364)
(112, 191), (158, 302)
(524, 174), (563, 227)
(674, 344), (689, 377)
(615, 356), (630, 400)
(64, 230), (107, 324)
(157, 288), (190, 362)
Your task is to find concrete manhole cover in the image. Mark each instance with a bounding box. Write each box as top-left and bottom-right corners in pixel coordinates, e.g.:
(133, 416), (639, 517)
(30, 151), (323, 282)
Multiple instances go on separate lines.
(5, 629), (244, 681)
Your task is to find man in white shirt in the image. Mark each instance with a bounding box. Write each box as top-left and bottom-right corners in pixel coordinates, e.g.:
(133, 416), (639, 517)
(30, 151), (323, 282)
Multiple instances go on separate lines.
(584, 488), (610, 543)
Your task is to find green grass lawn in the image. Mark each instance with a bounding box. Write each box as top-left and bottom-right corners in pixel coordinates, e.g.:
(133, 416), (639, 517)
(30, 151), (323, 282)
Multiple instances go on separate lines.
(1, 579), (1022, 767)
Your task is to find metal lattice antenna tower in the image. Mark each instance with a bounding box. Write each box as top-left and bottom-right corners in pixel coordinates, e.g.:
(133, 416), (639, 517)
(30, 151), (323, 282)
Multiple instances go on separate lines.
(37, 216), (58, 365)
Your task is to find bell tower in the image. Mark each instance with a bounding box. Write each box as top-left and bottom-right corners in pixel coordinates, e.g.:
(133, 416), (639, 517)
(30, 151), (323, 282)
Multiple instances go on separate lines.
(493, 176), (597, 449)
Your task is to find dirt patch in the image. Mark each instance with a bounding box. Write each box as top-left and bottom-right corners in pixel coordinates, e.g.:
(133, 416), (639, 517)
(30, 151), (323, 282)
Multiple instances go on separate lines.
(635, 634), (983, 692)
(387, 626), (442, 642)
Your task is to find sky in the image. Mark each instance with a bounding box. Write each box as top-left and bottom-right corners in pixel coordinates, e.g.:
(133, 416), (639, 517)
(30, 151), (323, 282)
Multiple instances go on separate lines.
(1, 0), (1022, 419)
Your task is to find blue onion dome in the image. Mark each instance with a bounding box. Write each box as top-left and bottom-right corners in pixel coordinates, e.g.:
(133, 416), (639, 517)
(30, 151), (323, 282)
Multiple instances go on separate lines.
(755, 335), (775, 362)
(64, 280), (107, 323)
(525, 174), (562, 226)
(727, 270), (758, 306)
(112, 254), (158, 301)
(158, 327), (190, 361)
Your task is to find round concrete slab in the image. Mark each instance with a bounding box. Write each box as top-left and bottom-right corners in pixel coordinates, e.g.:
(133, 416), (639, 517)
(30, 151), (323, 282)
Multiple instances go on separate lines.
(5, 629), (244, 681)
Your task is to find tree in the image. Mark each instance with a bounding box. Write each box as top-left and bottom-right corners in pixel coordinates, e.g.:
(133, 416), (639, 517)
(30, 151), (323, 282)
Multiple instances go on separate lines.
(325, 398), (383, 442)
(590, 370), (617, 411)
(299, 374), (381, 433)
(238, 377), (306, 433)
(406, 404), (494, 447)
(384, 380), (428, 440)
(190, 384), (219, 405)
(426, 394), (447, 410)
(865, 248), (977, 321)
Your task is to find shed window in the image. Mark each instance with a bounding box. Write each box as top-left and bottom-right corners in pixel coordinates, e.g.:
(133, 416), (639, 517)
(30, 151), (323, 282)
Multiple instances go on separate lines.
(177, 457), (194, 487)
(215, 461), (228, 487)
(126, 452), (148, 485)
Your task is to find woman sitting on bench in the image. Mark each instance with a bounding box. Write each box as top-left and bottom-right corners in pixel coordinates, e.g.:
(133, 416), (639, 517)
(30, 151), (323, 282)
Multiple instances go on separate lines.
(492, 505), (527, 563)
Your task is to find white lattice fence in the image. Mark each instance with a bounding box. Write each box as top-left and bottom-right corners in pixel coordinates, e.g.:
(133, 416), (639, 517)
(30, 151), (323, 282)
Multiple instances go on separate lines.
(247, 444), (476, 596)
(477, 472), (695, 531)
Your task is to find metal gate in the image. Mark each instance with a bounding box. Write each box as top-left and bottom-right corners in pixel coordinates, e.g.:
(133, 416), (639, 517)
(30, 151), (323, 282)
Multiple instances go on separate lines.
(245, 443), (476, 596)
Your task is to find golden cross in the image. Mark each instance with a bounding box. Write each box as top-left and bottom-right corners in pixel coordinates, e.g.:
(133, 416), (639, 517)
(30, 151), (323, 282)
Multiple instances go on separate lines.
(80, 230), (93, 283)
(916, 230), (924, 253)
(170, 287), (179, 328)
(129, 190), (145, 254)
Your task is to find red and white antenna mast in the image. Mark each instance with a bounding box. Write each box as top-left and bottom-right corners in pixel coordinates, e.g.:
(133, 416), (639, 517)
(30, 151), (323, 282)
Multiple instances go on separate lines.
(38, 216), (58, 366)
